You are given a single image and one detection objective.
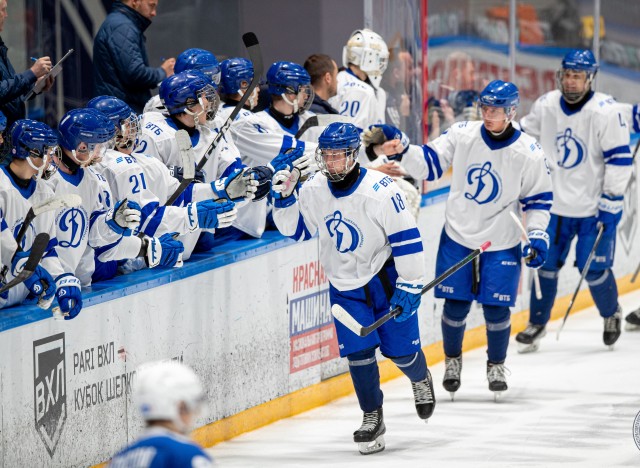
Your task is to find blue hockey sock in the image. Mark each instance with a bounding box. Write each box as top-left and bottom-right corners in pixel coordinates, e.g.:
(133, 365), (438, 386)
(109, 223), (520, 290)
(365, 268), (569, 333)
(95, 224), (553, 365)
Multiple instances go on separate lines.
(348, 348), (383, 412)
(390, 349), (428, 382)
(529, 269), (559, 325)
(483, 304), (511, 363)
(586, 269), (618, 318)
(442, 299), (472, 358)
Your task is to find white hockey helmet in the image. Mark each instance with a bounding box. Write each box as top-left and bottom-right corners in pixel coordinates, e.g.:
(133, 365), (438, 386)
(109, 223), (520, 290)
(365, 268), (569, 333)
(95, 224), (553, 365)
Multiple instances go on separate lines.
(342, 29), (389, 88)
(133, 361), (205, 433)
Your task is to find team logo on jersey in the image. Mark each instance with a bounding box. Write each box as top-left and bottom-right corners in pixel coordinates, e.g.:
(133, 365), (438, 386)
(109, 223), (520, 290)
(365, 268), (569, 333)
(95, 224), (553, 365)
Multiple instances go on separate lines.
(33, 333), (67, 457)
(464, 161), (502, 205)
(556, 128), (587, 169)
(57, 207), (89, 249)
(325, 211), (363, 253)
(12, 220), (36, 251)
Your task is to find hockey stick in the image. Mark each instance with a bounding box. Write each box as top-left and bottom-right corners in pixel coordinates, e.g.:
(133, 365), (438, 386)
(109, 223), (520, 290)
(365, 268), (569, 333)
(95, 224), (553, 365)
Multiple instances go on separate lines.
(509, 212), (542, 300)
(332, 241), (492, 337)
(0, 233), (50, 296)
(165, 32), (263, 207)
(294, 114), (352, 139)
(556, 222), (605, 340)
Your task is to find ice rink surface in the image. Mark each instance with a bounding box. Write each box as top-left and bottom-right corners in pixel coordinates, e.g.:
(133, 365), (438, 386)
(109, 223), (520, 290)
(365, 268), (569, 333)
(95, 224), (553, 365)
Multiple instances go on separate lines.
(211, 290), (640, 467)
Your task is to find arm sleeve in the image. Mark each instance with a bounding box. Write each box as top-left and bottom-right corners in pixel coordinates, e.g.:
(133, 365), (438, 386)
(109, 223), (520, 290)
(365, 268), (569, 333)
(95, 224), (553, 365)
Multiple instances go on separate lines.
(399, 127), (456, 181)
(0, 70), (37, 105)
(272, 186), (317, 241)
(600, 108), (633, 196)
(0, 217), (16, 268)
(519, 97), (543, 138)
(108, 25), (165, 88)
(519, 151), (554, 233)
(231, 118), (309, 166)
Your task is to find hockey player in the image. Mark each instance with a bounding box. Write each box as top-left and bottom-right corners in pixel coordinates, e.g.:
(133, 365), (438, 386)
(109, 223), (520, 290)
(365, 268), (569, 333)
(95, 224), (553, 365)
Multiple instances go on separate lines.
(108, 361), (213, 467)
(88, 95), (238, 262)
(381, 80), (553, 398)
(271, 123), (435, 455)
(516, 50), (632, 351)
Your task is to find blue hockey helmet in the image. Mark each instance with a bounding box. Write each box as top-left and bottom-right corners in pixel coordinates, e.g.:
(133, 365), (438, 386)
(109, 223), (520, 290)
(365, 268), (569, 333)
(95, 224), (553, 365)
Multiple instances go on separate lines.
(557, 49), (598, 104)
(87, 95), (140, 150)
(316, 122), (361, 181)
(58, 108), (116, 165)
(175, 48), (221, 86)
(266, 61), (314, 113)
(478, 80), (520, 109)
(159, 70), (219, 122)
(9, 119), (59, 178)
(219, 57), (254, 95)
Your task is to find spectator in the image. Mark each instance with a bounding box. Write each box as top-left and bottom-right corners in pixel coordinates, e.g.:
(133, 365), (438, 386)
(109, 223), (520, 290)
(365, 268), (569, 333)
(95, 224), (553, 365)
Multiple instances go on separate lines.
(0, 0), (54, 128)
(93, 0), (175, 114)
(303, 54), (339, 114)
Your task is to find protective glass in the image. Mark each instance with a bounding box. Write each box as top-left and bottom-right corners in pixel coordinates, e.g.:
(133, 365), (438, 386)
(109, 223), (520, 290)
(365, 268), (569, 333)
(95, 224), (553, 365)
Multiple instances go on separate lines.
(284, 84), (315, 114)
(315, 146), (359, 181)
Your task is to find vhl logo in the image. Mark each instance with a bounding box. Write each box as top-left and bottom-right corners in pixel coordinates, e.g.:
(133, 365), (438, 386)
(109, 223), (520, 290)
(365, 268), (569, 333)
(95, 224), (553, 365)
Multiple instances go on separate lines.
(325, 210), (362, 253)
(464, 161), (502, 205)
(33, 333), (67, 457)
(57, 207), (88, 248)
(556, 128), (586, 169)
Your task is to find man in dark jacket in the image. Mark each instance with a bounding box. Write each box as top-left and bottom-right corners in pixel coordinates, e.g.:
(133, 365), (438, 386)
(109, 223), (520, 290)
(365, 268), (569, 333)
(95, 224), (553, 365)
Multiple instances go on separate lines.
(93, 0), (174, 113)
(0, 0), (54, 128)
(304, 54), (339, 115)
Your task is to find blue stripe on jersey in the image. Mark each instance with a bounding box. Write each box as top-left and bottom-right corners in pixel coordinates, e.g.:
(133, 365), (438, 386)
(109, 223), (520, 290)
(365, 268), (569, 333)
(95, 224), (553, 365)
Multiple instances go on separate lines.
(605, 156), (633, 166)
(1, 217), (7, 231)
(633, 105), (640, 133)
(391, 241), (423, 257)
(522, 202), (552, 212)
(602, 193), (624, 201)
(520, 191), (553, 204)
(219, 158), (246, 178)
(388, 227), (421, 245)
(603, 145), (631, 160)
(296, 139), (306, 153)
(181, 184), (195, 205)
(140, 201), (160, 225)
(89, 210), (107, 231)
(94, 238), (122, 260)
(422, 145), (443, 181)
(145, 206), (166, 237)
(279, 135), (294, 154)
(291, 213), (312, 242)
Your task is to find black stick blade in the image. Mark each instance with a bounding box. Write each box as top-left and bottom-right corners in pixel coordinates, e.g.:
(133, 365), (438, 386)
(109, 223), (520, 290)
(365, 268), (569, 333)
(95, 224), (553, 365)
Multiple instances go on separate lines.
(242, 32), (259, 48)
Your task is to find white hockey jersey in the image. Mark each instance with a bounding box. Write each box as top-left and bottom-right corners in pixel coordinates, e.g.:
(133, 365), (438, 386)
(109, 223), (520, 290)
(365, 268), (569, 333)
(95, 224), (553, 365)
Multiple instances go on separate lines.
(0, 167), (65, 306)
(401, 121), (553, 251)
(328, 69), (387, 132)
(0, 216), (16, 269)
(273, 168), (425, 291)
(520, 90), (632, 217)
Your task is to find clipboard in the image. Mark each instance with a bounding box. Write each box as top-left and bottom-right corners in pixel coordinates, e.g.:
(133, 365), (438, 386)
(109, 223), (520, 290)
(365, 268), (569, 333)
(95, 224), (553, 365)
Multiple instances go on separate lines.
(25, 49), (74, 100)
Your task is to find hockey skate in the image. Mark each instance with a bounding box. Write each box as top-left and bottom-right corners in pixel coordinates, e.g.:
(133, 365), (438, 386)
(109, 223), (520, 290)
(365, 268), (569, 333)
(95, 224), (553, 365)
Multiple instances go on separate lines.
(603, 308), (622, 349)
(624, 307), (640, 331)
(442, 355), (462, 401)
(353, 408), (385, 455)
(487, 361), (508, 401)
(515, 323), (546, 353)
(411, 369), (436, 421)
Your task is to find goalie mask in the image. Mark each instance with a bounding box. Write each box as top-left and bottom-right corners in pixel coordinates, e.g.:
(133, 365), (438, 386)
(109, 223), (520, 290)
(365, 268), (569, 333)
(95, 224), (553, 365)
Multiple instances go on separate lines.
(175, 48), (221, 86)
(57, 108), (116, 167)
(556, 49), (598, 104)
(160, 70), (220, 125)
(87, 96), (140, 151)
(267, 61), (314, 114)
(133, 361), (206, 434)
(316, 122), (361, 182)
(9, 119), (59, 179)
(477, 80), (519, 136)
(220, 57), (258, 109)
(343, 29), (389, 89)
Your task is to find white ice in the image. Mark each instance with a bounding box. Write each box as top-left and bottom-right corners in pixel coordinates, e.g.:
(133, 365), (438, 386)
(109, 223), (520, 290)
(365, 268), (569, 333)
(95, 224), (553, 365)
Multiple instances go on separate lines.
(210, 289), (640, 467)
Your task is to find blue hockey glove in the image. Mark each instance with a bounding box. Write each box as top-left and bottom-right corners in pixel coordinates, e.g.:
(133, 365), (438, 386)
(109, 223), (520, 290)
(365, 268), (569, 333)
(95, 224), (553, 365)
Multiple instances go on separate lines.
(55, 273), (82, 320)
(11, 250), (56, 302)
(268, 147), (314, 175)
(597, 194), (623, 232)
(168, 165), (206, 183)
(270, 169), (301, 208)
(390, 282), (423, 322)
(523, 230), (549, 269)
(211, 167), (259, 202)
(186, 200), (237, 230)
(245, 165), (274, 201)
(144, 233), (185, 268)
(363, 124), (410, 161)
(107, 199), (142, 235)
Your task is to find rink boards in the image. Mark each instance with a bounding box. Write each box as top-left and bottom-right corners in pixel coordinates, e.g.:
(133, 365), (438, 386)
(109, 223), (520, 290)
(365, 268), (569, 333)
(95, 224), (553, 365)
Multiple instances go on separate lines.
(0, 155), (638, 467)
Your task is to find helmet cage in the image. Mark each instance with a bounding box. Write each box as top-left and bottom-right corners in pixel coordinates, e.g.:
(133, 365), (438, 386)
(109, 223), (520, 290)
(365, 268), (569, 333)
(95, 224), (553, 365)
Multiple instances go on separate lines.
(556, 68), (596, 104)
(116, 113), (141, 150)
(182, 84), (220, 123)
(315, 145), (360, 182)
(281, 84), (314, 114)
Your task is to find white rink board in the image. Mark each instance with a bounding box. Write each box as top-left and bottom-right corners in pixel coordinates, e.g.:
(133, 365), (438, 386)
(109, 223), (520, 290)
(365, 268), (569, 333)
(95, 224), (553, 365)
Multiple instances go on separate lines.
(0, 161), (638, 466)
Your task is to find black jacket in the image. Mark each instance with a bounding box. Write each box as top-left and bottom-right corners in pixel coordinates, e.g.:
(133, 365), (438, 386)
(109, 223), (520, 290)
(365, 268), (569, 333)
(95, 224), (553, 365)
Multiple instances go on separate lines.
(0, 37), (37, 128)
(309, 94), (339, 115)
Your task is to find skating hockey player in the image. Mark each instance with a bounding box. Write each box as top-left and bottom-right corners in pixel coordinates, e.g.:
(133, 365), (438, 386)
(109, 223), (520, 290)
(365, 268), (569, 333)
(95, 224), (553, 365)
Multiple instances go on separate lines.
(108, 361), (213, 467)
(380, 80), (553, 399)
(271, 122), (435, 455)
(516, 50), (632, 351)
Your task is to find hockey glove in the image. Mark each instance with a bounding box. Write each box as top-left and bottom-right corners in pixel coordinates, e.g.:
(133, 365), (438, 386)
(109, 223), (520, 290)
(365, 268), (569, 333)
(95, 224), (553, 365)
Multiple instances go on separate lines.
(271, 169), (301, 208)
(186, 200), (237, 230)
(268, 147), (314, 176)
(363, 124), (410, 161)
(211, 167), (259, 202)
(597, 194), (624, 232)
(11, 250), (56, 303)
(143, 233), (185, 268)
(245, 165), (274, 201)
(107, 198), (142, 235)
(168, 165), (206, 183)
(523, 230), (549, 269)
(55, 273), (82, 320)
(390, 282), (423, 322)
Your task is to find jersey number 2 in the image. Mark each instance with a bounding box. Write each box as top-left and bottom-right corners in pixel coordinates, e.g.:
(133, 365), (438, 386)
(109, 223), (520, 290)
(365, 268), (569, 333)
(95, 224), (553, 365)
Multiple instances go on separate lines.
(340, 101), (361, 117)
